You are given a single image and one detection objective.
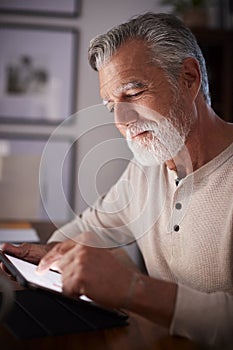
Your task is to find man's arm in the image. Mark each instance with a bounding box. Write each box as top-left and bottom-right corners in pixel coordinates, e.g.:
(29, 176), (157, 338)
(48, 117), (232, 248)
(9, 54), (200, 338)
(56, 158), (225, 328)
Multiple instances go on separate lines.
(129, 273), (233, 346)
(126, 273), (177, 328)
(170, 284), (233, 346)
(112, 247), (141, 272)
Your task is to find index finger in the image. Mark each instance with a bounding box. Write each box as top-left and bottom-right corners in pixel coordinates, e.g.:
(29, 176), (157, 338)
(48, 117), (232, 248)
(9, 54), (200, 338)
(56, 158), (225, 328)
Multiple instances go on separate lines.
(37, 239), (75, 274)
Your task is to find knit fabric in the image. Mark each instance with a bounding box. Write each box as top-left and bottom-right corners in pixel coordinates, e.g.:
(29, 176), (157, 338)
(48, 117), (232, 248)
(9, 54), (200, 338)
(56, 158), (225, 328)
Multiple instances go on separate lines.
(49, 142), (233, 345)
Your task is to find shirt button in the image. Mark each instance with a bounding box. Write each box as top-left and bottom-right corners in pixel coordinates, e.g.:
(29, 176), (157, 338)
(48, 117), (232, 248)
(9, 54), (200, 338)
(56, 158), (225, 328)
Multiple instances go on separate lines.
(175, 202), (182, 210)
(174, 225), (180, 232)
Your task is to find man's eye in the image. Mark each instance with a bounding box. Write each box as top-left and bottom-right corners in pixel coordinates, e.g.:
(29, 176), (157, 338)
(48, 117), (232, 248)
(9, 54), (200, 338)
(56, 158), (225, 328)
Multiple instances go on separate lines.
(126, 91), (144, 99)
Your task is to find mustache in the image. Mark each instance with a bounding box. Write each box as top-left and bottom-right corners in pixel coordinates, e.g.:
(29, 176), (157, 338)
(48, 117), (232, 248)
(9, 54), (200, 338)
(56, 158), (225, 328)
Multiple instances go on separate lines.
(126, 121), (159, 140)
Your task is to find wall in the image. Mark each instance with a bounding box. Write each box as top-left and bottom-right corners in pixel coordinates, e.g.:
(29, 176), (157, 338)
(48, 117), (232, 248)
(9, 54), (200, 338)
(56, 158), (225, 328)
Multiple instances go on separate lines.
(73, 0), (165, 212)
(0, 0), (163, 267)
(0, 0), (164, 217)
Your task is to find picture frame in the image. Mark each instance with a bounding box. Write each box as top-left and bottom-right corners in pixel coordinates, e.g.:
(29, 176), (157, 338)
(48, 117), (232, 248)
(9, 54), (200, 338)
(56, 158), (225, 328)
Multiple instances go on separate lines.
(0, 0), (80, 18)
(0, 24), (78, 124)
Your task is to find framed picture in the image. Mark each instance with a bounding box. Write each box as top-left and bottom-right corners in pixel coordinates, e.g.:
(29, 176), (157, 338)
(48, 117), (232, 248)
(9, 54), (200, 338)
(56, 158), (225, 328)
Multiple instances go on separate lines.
(0, 24), (78, 124)
(0, 0), (80, 18)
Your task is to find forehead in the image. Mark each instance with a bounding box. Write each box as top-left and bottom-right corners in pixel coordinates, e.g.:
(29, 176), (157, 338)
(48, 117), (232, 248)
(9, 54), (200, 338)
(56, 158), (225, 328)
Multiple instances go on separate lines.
(99, 39), (157, 98)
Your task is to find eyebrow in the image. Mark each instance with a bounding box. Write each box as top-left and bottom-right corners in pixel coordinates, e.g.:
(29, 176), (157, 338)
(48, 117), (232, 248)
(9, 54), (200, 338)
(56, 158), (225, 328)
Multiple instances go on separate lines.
(116, 81), (147, 94)
(102, 81), (148, 105)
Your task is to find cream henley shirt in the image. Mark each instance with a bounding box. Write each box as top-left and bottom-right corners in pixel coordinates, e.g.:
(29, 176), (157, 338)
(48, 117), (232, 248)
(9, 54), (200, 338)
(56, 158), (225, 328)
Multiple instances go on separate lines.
(49, 142), (233, 346)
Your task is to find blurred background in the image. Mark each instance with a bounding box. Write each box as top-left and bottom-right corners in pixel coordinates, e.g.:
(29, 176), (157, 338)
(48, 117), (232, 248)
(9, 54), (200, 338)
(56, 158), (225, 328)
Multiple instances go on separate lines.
(0, 0), (232, 226)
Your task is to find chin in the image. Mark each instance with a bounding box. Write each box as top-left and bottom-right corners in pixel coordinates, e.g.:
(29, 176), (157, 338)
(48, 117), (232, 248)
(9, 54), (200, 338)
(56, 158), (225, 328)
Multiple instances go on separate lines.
(127, 142), (161, 166)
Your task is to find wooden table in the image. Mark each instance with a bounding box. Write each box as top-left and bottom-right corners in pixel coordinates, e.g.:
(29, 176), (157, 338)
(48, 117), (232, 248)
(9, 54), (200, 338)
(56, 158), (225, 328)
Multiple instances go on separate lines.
(0, 315), (201, 350)
(0, 222), (202, 350)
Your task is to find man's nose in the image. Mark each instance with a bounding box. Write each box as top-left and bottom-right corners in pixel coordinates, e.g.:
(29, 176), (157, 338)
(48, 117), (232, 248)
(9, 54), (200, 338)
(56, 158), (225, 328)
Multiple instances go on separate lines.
(114, 102), (139, 127)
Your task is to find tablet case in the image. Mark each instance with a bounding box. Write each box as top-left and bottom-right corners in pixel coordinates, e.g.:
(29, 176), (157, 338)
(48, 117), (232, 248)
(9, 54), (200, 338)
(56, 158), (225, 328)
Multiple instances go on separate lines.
(1, 289), (128, 338)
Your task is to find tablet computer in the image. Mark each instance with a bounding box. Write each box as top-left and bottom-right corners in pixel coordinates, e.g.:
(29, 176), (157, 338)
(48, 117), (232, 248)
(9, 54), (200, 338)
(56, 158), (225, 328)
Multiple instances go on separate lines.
(0, 250), (62, 291)
(0, 251), (128, 315)
(0, 250), (91, 302)
(0, 251), (129, 338)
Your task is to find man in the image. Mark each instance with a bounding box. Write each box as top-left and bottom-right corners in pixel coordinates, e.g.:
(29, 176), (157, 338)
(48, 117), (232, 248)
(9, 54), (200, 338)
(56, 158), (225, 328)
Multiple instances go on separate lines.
(2, 13), (233, 346)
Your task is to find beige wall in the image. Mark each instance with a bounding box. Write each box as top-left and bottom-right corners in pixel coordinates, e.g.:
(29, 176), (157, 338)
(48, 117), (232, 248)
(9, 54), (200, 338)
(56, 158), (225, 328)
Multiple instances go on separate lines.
(0, 0), (164, 216)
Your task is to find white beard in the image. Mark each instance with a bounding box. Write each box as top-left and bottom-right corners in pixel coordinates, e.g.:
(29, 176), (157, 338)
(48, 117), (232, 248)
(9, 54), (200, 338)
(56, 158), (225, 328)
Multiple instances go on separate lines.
(126, 107), (195, 166)
(127, 140), (161, 166)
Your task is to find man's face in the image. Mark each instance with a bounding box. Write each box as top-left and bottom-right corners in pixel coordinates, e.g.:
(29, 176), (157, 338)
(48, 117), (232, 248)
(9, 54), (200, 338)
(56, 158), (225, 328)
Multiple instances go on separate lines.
(99, 39), (195, 166)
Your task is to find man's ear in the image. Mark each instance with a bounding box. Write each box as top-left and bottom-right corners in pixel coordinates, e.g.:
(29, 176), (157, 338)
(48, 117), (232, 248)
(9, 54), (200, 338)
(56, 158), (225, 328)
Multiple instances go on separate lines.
(181, 57), (201, 102)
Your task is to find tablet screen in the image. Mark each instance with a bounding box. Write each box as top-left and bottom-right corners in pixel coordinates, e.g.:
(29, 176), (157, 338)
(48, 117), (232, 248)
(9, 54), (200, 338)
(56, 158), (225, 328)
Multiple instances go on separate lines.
(5, 253), (63, 293)
(2, 253), (91, 302)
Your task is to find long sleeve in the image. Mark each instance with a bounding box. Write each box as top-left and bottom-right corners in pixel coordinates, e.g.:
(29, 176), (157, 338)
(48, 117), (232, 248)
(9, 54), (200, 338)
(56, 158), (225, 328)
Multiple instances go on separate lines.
(170, 284), (233, 346)
(48, 161), (137, 247)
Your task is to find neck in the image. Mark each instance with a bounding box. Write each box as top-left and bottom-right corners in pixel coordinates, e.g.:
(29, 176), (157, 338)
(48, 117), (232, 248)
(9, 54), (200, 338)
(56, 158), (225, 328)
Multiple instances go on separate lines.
(165, 97), (233, 176)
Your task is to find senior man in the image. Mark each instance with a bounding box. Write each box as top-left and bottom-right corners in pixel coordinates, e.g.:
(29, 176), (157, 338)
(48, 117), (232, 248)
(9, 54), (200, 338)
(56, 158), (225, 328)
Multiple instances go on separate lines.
(2, 13), (233, 346)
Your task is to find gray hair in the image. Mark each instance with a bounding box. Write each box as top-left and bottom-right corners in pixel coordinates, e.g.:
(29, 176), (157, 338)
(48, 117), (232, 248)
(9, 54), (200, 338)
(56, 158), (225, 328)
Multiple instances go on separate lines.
(88, 12), (211, 105)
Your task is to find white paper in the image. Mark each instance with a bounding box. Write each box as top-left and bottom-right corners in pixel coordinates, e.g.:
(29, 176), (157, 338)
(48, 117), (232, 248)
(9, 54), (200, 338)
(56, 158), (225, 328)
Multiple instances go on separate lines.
(0, 228), (40, 243)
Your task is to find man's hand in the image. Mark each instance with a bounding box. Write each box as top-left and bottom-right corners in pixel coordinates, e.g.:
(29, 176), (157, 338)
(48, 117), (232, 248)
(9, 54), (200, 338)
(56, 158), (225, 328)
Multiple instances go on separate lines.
(37, 238), (77, 272)
(38, 242), (136, 309)
(37, 231), (111, 273)
(34, 237), (176, 327)
(1, 242), (57, 264)
(0, 242), (58, 276)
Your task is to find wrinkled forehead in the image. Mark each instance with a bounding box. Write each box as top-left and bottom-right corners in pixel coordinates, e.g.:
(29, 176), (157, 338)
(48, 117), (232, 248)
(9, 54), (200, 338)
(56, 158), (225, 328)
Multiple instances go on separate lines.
(98, 40), (155, 98)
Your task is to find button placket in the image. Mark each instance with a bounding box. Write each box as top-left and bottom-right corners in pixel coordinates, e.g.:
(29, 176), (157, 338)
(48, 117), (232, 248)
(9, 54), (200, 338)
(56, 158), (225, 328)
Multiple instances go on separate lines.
(167, 186), (183, 233)
(168, 173), (194, 257)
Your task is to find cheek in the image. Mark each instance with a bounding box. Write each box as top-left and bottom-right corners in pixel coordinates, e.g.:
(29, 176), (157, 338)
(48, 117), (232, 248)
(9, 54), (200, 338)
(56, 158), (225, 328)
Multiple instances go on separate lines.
(176, 94), (197, 121)
(140, 94), (174, 121)
(115, 122), (126, 138)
